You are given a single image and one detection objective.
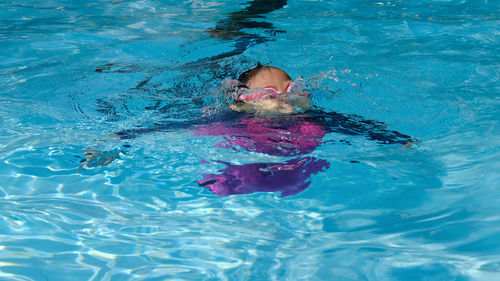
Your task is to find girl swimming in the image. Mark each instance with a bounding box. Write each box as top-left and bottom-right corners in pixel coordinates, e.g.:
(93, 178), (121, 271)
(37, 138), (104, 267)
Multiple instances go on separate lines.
(224, 63), (310, 114)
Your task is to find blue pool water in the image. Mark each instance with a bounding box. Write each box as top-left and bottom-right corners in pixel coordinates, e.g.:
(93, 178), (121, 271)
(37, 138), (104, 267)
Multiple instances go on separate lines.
(1, 0), (499, 280)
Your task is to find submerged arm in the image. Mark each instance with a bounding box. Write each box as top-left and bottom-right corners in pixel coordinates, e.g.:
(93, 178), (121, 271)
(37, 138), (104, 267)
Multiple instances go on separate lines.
(306, 110), (416, 145)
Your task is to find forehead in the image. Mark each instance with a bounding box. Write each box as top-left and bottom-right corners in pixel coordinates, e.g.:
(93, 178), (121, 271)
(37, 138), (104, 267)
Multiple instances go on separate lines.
(253, 67), (291, 81)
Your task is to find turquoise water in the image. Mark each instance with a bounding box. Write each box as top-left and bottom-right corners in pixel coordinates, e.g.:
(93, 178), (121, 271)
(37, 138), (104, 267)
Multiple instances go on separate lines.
(1, 0), (499, 280)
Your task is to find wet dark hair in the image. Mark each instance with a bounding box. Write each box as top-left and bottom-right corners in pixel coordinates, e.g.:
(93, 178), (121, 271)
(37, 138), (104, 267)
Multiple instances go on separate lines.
(238, 62), (266, 86)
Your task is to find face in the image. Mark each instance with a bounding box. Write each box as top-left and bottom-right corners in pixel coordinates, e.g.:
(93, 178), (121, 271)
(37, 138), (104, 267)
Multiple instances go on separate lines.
(246, 67), (293, 93)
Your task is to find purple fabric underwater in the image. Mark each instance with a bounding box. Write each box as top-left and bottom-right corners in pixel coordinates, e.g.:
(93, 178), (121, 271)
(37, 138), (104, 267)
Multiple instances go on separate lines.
(195, 116), (329, 197)
(198, 157), (329, 197)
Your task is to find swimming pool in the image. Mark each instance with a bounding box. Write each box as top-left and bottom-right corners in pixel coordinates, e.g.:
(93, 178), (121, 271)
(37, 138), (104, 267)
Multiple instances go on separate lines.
(1, 0), (499, 280)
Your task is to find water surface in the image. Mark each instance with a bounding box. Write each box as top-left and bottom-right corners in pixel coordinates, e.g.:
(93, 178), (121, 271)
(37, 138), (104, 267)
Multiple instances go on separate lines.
(1, 0), (499, 280)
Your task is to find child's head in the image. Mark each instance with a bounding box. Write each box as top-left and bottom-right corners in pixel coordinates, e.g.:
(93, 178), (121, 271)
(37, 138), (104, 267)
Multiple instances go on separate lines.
(228, 63), (310, 114)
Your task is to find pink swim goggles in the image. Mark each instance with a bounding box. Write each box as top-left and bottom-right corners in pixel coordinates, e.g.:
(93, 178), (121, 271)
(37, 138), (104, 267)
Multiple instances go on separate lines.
(221, 79), (309, 103)
(235, 82), (297, 101)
